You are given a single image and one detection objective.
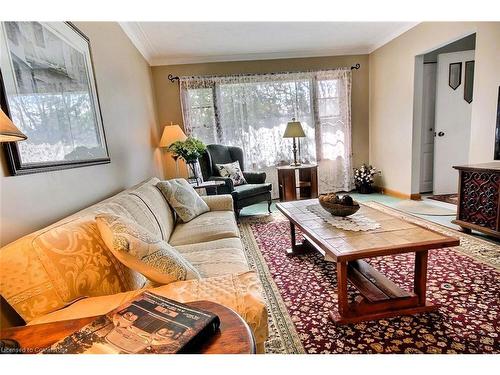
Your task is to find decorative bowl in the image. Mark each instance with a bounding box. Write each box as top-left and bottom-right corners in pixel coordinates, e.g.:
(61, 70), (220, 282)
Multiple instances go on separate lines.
(318, 193), (360, 217)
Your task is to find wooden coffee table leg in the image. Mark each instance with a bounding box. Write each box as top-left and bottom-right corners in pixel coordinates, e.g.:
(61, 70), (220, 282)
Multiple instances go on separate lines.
(414, 250), (429, 306)
(286, 221), (313, 256)
(329, 261), (349, 321)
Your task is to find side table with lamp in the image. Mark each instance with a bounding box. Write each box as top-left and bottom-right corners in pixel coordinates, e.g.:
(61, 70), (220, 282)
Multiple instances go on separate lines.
(278, 118), (318, 201)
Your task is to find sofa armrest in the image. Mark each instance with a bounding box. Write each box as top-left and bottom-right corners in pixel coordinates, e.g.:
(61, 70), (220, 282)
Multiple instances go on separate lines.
(201, 194), (234, 211)
(243, 171), (266, 184)
(27, 271), (269, 350)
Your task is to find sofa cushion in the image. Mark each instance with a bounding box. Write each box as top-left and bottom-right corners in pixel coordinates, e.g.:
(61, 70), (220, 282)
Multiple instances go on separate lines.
(0, 217), (142, 323)
(168, 211), (239, 246)
(232, 183), (272, 200)
(156, 179), (210, 223)
(175, 237), (243, 254)
(176, 238), (248, 277)
(95, 194), (162, 239)
(129, 182), (176, 242)
(96, 214), (201, 285)
(28, 271), (269, 346)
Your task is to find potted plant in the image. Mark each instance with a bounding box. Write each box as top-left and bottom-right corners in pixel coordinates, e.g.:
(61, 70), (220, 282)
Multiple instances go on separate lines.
(353, 164), (380, 194)
(168, 137), (207, 184)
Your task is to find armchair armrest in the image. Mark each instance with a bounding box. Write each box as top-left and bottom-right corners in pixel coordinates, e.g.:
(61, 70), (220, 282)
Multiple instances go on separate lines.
(243, 171), (267, 184)
(201, 194), (234, 211)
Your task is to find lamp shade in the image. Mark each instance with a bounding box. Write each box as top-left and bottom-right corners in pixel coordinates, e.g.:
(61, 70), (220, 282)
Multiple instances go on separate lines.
(283, 119), (305, 138)
(0, 109), (27, 142)
(159, 124), (187, 148)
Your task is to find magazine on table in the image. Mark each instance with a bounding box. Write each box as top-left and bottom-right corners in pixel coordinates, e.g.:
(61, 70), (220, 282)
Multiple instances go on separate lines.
(43, 292), (220, 354)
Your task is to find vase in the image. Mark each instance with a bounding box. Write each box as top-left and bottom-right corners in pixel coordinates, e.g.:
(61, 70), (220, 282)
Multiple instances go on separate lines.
(356, 184), (372, 194)
(186, 160), (203, 185)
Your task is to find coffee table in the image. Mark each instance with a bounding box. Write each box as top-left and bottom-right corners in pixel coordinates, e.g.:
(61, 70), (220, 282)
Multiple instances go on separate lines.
(0, 301), (255, 354)
(276, 199), (460, 324)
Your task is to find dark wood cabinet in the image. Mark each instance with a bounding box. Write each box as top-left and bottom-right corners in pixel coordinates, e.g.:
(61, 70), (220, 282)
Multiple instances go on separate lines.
(452, 162), (500, 239)
(277, 164), (318, 202)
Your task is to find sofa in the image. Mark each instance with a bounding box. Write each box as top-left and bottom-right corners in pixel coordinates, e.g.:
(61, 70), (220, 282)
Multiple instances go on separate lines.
(0, 177), (268, 352)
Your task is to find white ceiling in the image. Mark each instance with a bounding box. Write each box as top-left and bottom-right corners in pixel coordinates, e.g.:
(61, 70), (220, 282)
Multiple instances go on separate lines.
(120, 22), (417, 66)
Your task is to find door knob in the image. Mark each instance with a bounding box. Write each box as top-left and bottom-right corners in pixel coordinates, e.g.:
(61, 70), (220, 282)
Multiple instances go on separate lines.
(438, 131), (445, 137)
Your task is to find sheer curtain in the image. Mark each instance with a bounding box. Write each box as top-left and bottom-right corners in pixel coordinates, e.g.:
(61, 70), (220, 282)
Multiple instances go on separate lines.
(179, 69), (353, 196)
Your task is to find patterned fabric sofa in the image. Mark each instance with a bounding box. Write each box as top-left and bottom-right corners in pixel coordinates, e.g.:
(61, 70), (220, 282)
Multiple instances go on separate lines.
(0, 177), (268, 352)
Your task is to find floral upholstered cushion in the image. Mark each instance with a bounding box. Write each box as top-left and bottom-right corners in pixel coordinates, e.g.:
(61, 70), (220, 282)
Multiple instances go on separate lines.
(216, 161), (247, 186)
(95, 214), (201, 285)
(156, 179), (210, 223)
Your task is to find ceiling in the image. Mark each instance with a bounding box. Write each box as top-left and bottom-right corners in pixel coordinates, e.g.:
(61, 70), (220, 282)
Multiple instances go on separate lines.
(119, 22), (418, 66)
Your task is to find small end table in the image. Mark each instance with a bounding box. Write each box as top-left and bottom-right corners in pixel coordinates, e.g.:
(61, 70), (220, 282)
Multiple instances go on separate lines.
(0, 300), (256, 354)
(277, 164), (318, 202)
(189, 180), (225, 195)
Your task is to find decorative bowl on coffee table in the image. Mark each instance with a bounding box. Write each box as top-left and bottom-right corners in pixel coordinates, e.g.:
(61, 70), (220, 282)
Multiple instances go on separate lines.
(318, 193), (360, 217)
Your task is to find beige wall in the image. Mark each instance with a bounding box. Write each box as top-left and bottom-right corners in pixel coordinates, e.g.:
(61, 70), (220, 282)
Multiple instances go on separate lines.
(369, 22), (500, 195)
(151, 55), (370, 178)
(0, 22), (163, 246)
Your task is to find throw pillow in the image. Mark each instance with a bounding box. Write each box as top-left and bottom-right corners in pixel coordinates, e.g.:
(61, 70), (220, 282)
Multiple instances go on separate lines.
(95, 213), (201, 285)
(156, 179), (210, 223)
(216, 160), (247, 186)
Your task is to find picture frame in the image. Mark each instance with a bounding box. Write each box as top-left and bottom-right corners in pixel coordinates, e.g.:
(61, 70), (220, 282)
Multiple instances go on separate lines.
(0, 22), (110, 175)
(464, 60), (474, 104)
(495, 86), (500, 160)
(448, 62), (462, 90)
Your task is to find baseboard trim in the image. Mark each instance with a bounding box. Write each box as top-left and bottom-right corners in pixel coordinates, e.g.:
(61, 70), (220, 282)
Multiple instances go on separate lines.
(374, 186), (421, 201)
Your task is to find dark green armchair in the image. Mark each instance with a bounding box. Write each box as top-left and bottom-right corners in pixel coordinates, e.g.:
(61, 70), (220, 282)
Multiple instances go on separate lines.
(199, 144), (272, 217)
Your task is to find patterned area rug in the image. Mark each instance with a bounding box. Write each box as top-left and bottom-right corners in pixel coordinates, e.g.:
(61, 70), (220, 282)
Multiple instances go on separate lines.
(428, 194), (459, 205)
(239, 202), (499, 354)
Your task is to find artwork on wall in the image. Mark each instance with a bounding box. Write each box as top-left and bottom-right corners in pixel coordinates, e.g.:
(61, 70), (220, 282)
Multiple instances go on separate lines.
(495, 86), (500, 160)
(448, 62), (462, 90)
(0, 22), (109, 175)
(464, 60), (475, 104)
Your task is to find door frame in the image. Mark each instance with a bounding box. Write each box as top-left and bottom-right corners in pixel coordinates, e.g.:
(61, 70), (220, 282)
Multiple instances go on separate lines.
(410, 33), (476, 196)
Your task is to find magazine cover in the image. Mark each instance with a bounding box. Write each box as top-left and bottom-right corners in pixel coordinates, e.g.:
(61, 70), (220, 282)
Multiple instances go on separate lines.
(43, 292), (220, 354)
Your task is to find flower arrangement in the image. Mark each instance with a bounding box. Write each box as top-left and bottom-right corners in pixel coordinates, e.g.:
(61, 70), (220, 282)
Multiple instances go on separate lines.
(168, 137), (206, 184)
(353, 164), (380, 194)
(168, 137), (206, 164)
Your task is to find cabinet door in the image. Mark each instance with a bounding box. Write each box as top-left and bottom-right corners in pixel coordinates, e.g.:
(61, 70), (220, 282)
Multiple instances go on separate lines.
(458, 170), (499, 230)
(279, 169), (296, 201)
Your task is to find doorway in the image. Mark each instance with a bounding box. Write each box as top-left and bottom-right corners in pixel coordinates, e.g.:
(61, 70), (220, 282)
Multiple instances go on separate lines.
(412, 34), (476, 196)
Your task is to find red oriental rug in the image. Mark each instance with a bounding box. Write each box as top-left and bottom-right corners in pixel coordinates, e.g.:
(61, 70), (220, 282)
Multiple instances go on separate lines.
(239, 202), (500, 354)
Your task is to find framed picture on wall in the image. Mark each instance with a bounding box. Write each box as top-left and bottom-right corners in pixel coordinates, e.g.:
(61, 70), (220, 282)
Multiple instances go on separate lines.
(0, 21), (110, 175)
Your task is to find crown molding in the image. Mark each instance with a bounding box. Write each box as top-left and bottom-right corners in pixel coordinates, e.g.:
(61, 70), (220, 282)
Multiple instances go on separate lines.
(119, 22), (156, 64)
(149, 47), (370, 66)
(120, 22), (420, 67)
(368, 22), (420, 53)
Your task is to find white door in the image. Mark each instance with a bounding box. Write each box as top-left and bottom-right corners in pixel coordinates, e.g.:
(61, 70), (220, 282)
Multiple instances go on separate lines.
(419, 63), (437, 193)
(433, 50), (474, 194)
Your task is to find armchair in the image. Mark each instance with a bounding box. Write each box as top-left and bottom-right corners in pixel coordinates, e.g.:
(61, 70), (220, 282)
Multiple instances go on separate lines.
(199, 144), (272, 217)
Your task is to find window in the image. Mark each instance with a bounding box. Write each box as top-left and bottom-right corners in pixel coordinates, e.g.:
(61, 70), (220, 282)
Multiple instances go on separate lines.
(180, 69), (353, 192)
(186, 88), (217, 143)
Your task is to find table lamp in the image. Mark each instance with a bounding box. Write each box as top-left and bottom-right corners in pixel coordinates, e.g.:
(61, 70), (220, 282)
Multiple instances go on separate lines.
(0, 109), (27, 142)
(159, 122), (187, 177)
(283, 118), (305, 166)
